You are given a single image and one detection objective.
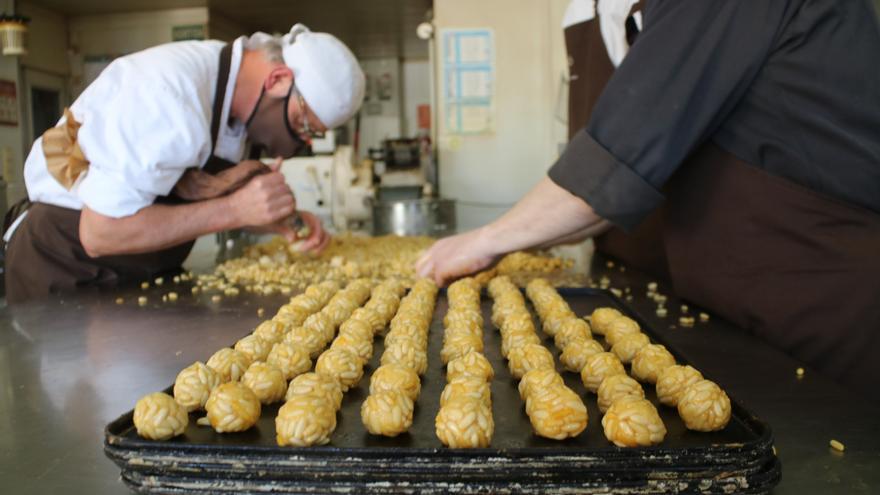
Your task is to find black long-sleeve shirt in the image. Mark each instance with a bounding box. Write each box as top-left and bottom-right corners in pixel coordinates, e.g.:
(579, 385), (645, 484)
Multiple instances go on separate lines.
(549, 0), (880, 230)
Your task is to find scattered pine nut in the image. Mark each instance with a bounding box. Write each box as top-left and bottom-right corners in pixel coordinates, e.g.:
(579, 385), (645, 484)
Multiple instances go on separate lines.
(657, 307), (668, 318)
(699, 312), (710, 323)
(796, 367), (805, 378)
(211, 295), (221, 303)
(115, 297), (124, 305)
(154, 277), (164, 286)
(647, 282), (658, 291)
(681, 304), (689, 314)
(191, 286), (200, 295)
(140, 282), (149, 290)
(829, 439), (845, 452)
(138, 296), (148, 306)
(168, 292), (178, 302)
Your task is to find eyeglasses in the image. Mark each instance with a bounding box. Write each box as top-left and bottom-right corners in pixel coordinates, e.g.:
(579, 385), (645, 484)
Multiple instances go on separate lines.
(291, 86), (325, 140)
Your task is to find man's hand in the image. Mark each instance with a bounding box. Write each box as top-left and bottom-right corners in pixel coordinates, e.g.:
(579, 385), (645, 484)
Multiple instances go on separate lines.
(416, 226), (500, 286)
(414, 177), (607, 286)
(264, 211), (332, 254)
(227, 166), (296, 227)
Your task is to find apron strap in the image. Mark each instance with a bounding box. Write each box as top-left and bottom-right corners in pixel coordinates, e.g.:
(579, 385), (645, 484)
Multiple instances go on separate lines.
(203, 43), (236, 175)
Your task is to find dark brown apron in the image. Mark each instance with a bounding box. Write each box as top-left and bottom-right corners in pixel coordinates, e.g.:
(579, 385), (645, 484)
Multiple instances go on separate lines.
(665, 144), (880, 392)
(4, 44), (237, 303)
(566, 3), (880, 391)
(564, 0), (670, 281)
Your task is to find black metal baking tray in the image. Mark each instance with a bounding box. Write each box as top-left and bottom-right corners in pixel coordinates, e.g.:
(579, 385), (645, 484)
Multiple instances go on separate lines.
(105, 288), (781, 493)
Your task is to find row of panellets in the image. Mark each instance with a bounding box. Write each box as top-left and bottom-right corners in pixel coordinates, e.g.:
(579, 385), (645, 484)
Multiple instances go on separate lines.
(203, 279), (374, 436)
(435, 278), (495, 448)
(591, 306), (732, 434)
(277, 279), (409, 446)
(526, 278), (665, 447)
(489, 276), (589, 440)
(361, 279), (439, 437)
(526, 279), (731, 448)
(133, 280), (343, 440)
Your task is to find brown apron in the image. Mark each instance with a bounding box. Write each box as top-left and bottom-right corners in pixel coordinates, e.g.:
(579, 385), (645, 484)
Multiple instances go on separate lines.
(4, 44), (238, 303)
(665, 145), (880, 392)
(564, 0), (670, 281)
(566, 2), (880, 391)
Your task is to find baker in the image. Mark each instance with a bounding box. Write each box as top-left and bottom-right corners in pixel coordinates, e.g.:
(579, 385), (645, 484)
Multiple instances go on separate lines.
(4, 24), (364, 303)
(418, 0), (880, 392)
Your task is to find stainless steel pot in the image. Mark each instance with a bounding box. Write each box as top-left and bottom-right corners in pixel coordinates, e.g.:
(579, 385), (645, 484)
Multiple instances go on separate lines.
(371, 198), (456, 237)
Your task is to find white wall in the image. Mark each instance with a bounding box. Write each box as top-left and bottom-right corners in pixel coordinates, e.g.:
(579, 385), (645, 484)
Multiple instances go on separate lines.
(0, 0), (24, 204)
(401, 58), (430, 137)
(20, 3), (69, 77)
(358, 57), (403, 159)
(433, 0), (570, 231)
(69, 8), (209, 96)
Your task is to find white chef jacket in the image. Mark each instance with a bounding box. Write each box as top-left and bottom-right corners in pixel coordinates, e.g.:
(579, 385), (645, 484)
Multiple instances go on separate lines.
(562, 0), (643, 67)
(23, 36), (249, 219)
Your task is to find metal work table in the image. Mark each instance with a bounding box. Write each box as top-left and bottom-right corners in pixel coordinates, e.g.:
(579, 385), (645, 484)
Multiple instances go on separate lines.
(1, 260), (878, 494)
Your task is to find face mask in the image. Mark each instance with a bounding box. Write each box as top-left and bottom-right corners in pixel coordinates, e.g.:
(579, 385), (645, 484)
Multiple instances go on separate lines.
(245, 84), (306, 158)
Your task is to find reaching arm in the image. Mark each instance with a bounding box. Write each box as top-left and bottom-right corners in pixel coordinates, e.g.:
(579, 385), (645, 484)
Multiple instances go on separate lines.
(79, 170), (296, 257)
(416, 177), (606, 285)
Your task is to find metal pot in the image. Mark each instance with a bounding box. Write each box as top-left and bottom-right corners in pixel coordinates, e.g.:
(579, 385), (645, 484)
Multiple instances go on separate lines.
(371, 198), (456, 237)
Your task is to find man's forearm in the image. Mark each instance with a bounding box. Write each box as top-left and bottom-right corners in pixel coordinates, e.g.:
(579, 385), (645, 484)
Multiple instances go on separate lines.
(533, 219), (612, 250)
(80, 196), (240, 257)
(479, 176), (605, 256)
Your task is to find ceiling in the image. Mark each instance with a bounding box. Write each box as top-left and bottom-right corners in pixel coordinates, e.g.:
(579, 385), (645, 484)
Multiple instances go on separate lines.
(23, 0), (432, 58)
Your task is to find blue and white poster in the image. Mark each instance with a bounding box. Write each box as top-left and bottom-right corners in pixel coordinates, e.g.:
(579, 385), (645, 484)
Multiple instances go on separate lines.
(440, 28), (495, 134)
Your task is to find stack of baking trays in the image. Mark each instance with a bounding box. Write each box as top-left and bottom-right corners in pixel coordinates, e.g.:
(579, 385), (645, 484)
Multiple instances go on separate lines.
(104, 277), (781, 494)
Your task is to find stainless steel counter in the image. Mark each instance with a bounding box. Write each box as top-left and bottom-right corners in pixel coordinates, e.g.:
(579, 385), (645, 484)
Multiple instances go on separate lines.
(1, 260), (878, 494)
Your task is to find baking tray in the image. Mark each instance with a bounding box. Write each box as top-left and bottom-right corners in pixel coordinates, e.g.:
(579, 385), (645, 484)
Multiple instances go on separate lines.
(105, 288), (781, 494)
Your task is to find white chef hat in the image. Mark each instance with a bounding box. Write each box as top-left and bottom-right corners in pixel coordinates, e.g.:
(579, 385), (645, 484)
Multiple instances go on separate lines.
(281, 24), (365, 129)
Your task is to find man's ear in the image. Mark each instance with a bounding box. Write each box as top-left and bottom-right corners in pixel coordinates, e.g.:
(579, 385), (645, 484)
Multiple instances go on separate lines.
(264, 66), (294, 98)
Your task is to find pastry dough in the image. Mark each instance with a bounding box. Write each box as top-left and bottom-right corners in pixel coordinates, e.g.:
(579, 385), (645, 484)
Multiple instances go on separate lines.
(589, 307), (622, 336)
(440, 377), (492, 407)
(173, 361), (221, 412)
(283, 326), (327, 359)
(435, 397), (494, 448)
(677, 379), (732, 432)
(266, 341), (312, 380)
(286, 372), (344, 410)
(361, 390), (415, 437)
(446, 350), (494, 382)
(596, 374), (645, 413)
(631, 344), (676, 384)
(380, 341), (428, 375)
(206, 348), (252, 383)
(602, 397), (666, 447)
(611, 332), (650, 364)
(134, 392), (189, 440)
(604, 316), (641, 346)
(329, 330), (373, 362)
(553, 318), (592, 350)
(204, 382), (261, 433)
(440, 333), (484, 364)
(518, 368), (565, 400)
(315, 347), (365, 392)
(656, 365), (703, 407)
(507, 343), (556, 379)
(234, 333), (272, 363)
(559, 339), (605, 373)
(369, 363), (422, 401)
(524, 384), (588, 440)
(253, 320), (287, 344)
(241, 362), (288, 404)
(276, 393), (337, 446)
(580, 352), (626, 393)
